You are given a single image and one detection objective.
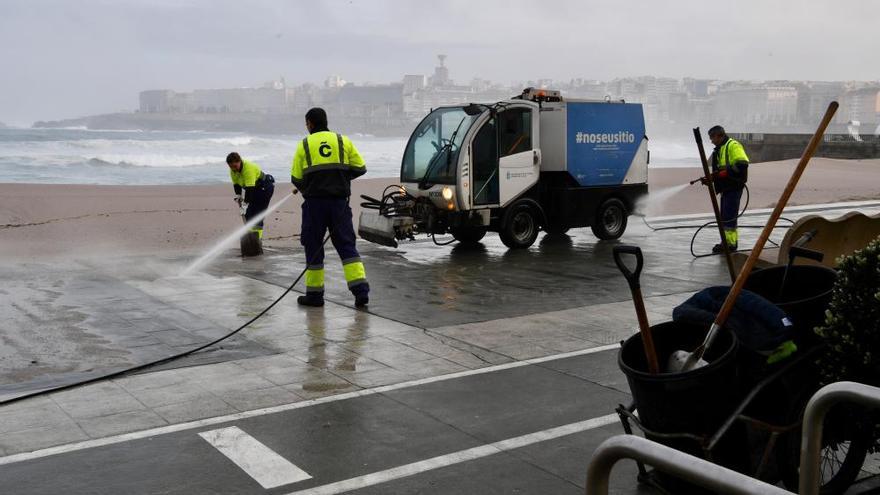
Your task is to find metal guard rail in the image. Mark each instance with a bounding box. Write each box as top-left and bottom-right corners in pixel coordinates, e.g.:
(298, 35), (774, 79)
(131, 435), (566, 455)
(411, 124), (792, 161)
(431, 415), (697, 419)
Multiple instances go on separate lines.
(586, 381), (880, 494)
(799, 381), (880, 495)
(585, 435), (790, 495)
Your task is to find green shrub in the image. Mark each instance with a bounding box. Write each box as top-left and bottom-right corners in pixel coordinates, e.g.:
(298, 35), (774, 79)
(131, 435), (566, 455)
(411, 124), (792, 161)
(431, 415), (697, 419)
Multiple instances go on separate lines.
(814, 235), (880, 450)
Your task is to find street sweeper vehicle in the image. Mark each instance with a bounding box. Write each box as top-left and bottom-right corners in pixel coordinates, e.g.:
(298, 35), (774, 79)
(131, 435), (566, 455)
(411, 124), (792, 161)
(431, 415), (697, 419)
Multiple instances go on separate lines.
(358, 88), (649, 249)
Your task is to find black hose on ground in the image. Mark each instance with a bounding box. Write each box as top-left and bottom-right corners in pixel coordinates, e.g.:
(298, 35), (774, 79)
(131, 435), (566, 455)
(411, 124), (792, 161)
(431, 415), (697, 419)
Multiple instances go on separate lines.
(637, 183), (795, 258)
(0, 233), (332, 408)
(431, 232), (457, 246)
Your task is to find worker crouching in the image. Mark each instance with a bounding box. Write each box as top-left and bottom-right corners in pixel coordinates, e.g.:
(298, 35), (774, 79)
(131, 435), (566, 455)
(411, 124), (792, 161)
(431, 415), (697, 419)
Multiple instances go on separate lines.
(291, 108), (370, 308)
(227, 152), (275, 256)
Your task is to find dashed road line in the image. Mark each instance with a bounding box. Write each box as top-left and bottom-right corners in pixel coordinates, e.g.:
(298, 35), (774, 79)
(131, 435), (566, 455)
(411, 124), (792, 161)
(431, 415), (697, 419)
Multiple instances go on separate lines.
(199, 426), (312, 489)
(286, 414), (619, 494)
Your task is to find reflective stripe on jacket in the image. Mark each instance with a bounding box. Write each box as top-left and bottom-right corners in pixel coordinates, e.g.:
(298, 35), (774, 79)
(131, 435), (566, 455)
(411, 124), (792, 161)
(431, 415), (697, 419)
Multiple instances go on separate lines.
(712, 137), (750, 190)
(715, 138), (749, 172)
(291, 131), (366, 198)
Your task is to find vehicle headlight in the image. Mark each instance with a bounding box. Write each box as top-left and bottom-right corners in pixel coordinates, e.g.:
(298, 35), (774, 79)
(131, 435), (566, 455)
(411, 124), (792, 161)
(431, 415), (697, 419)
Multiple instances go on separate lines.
(441, 187), (453, 200)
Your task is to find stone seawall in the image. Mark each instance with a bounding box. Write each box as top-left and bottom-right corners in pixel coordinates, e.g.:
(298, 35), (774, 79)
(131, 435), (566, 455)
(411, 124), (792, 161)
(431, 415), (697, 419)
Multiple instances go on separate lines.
(732, 133), (880, 162)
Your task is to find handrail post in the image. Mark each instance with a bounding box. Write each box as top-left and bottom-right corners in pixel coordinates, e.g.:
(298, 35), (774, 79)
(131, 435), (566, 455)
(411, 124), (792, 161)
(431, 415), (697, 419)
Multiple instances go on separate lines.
(799, 381), (880, 495)
(585, 435), (790, 495)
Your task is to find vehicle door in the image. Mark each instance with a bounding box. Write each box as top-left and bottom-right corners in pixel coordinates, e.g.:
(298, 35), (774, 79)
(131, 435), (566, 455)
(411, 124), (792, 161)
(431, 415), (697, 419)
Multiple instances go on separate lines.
(497, 105), (540, 206)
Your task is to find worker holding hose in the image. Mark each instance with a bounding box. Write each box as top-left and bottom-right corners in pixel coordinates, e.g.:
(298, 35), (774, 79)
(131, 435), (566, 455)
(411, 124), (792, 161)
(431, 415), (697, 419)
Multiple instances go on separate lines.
(227, 152), (275, 240)
(291, 107), (370, 308)
(702, 126), (749, 253)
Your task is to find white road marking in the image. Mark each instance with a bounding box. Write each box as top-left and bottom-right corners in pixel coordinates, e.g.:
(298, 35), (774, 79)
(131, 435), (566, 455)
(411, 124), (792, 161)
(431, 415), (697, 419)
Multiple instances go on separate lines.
(0, 343), (619, 466)
(285, 414), (619, 495)
(199, 426), (311, 489)
(644, 199), (880, 224)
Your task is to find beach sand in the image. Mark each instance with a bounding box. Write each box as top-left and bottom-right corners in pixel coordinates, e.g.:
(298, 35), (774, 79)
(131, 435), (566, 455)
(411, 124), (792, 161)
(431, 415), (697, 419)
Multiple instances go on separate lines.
(1, 157), (878, 260)
(647, 157), (880, 216)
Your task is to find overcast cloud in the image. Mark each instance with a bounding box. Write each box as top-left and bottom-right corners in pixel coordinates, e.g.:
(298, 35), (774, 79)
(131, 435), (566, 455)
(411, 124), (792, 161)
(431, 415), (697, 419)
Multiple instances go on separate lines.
(1, 0), (878, 124)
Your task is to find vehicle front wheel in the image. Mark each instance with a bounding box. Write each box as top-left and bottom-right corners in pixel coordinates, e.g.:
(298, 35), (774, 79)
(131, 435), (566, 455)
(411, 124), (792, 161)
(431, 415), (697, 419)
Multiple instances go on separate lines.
(591, 198), (628, 240)
(500, 203), (539, 249)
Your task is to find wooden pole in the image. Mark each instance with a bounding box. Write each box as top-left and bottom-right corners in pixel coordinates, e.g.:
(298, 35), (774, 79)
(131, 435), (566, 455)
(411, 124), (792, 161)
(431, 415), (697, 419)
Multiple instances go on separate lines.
(690, 102), (838, 364)
(694, 127), (737, 283)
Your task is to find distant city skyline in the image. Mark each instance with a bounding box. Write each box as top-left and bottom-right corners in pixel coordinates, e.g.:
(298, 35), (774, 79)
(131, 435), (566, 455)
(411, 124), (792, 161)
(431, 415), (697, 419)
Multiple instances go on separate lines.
(2, 0), (879, 125)
(17, 69), (880, 130)
(125, 71), (879, 137)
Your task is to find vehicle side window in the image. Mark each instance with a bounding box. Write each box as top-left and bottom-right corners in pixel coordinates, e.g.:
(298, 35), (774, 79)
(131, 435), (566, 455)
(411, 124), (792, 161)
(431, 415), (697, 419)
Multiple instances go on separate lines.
(472, 118), (497, 180)
(498, 108), (532, 157)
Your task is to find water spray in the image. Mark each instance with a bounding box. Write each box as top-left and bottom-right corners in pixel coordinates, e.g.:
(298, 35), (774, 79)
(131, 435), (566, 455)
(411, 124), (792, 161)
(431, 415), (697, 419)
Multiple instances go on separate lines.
(181, 192), (295, 276)
(635, 183), (690, 217)
(0, 189), (336, 408)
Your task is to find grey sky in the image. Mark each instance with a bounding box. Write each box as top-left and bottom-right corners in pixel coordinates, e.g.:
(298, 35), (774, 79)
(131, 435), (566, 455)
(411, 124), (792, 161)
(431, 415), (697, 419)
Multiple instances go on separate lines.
(2, 0), (878, 125)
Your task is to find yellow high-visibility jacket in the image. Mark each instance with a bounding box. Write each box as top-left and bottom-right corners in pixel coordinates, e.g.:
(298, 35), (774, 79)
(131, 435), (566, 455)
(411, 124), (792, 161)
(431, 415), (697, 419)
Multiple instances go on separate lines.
(291, 131), (365, 198)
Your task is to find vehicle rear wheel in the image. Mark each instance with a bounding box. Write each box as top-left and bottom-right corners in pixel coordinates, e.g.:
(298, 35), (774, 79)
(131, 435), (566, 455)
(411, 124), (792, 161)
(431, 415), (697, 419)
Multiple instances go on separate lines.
(451, 226), (487, 245)
(500, 203), (539, 249)
(591, 198), (628, 240)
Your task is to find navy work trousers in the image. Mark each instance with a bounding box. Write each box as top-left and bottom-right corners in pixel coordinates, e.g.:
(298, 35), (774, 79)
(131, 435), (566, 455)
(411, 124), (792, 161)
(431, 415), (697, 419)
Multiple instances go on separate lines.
(719, 187), (744, 230)
(245, 180), (275, 229)
(300, 197), (368, 296)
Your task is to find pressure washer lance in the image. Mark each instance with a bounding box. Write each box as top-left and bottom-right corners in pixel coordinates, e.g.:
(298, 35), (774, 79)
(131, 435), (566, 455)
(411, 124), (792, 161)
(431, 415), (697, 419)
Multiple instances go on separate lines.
(689, 170), (728, 186)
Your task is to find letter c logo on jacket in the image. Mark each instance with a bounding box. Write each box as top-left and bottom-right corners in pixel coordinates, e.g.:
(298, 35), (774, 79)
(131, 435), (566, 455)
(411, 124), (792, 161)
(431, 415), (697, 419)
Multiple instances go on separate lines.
(318, 142), (332, 158)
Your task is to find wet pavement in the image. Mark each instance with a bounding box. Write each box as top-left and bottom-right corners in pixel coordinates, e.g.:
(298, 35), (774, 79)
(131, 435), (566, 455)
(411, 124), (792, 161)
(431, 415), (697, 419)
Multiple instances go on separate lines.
(2, 201), (880, 493)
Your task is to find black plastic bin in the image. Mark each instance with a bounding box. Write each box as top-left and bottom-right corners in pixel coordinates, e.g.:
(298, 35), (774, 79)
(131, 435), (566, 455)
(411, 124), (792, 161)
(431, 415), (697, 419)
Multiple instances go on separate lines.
(619, 321), (744, 491)
(744, 265), (836, 336)
(619, 321), (741, 453)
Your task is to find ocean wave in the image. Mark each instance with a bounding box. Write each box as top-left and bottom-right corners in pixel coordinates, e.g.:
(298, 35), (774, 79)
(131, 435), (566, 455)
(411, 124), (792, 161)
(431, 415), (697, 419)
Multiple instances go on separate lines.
(0, 128), (408, 183)
(53, 126), (90, 131)
(58, 135), (289, 150)
(205, 136), (255, 146)
(87, 154), (234, 168)
(69, 128), (146, 133)
(6, 156), (224, 169)
(86, 158), (137, 168)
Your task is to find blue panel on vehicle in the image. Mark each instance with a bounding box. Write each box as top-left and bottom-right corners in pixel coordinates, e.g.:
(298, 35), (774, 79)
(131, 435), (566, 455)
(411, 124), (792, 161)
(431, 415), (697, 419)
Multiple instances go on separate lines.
(566, 102), (645, 186)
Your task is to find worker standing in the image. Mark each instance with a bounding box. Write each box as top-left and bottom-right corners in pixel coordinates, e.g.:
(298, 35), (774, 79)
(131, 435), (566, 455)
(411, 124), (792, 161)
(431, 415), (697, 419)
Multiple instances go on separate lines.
(227, 152), (275, 241)
(707, 126), (749, 253)
(291, 108), (369, 308)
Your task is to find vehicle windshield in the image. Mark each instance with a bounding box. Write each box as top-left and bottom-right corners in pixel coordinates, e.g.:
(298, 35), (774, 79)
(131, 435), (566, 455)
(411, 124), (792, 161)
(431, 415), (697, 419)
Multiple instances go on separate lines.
(400, 107), (480, 185)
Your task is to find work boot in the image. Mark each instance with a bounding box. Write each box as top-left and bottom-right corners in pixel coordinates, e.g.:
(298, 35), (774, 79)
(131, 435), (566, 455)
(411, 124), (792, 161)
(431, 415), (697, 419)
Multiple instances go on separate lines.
(712, 243), (737, 254)
(297, 295), (324, 307)
(352, 283), (370, 309)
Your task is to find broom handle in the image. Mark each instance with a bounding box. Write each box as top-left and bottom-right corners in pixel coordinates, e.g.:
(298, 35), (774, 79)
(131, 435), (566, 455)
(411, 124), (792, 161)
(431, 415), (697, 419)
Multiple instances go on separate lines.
(694, 128), (737, 283)
(710, 102), (838, 332)
(632, 286), (660, 374)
